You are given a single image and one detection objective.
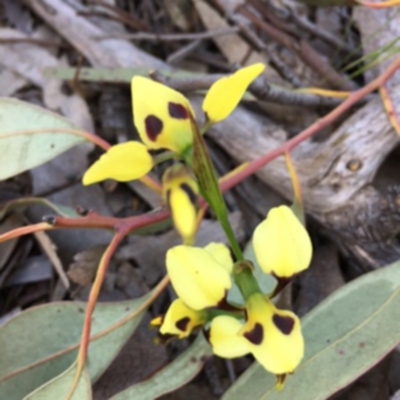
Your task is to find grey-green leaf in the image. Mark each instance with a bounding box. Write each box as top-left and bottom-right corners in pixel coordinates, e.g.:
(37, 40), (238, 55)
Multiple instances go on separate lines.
(111, 334), (212, 400)
(0, 296), (149, 400)
(23, 363), (92, 400)
(223, 260), (400, 400)
(0, 98), (86, 180)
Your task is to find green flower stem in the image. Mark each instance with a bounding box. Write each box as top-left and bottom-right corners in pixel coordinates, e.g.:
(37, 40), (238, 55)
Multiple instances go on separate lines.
(207, 309), (244, 321)
(200, 120), (212, 135)
(219, 215), (243, 261)
(233, 261), (261, 300)
(153, 151), (175, 165)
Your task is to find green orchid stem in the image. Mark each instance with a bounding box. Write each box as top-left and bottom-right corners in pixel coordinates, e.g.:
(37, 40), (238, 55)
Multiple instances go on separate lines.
(152, 151), (175, 165)
(200, 120), (212, 135)
(233, 261), (261, 300)
(219, 214), (243, 261)
(207, 309), (244, 320)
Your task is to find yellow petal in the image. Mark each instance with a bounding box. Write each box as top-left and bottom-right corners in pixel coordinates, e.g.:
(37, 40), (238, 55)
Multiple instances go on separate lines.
(252, 205), (312, 278)
(209, 316), (249, 358)
(159, 299), (206, 339)
(166, 245), (232, 310)
(204, 242), (233, 273)
(202, 63), (265, 124)
(169, 189), (197, 243)
(162, 164), (198, 244)
(241, 294), (304, 375)
(131, 76), (195, 155)
(82, 141), (153, 185)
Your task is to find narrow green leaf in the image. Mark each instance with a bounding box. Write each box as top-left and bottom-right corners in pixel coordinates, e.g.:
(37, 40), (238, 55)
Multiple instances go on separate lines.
(223, 261), (400, 400)
(0, 98), (86, 180)
(0, 197), (79, 220)
(190, 121), (242, 260)
(44, 67), (148, 83)
(42, 67), (200, 84)
(0, 296), (149, 400)
(111, 334), (212, 400)
(23, 363), (91, 400)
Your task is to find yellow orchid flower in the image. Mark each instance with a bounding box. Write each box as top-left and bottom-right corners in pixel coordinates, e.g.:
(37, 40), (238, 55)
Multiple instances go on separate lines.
(209, 293), (304, 382)
(166, 243), (233, 310)
(131, 76), (195, 155)
(162, 164), (198, 244)
(240, 293), (304, 375)
(252, 205), (312, 278)
(151, 299), (207, 339)
(202, 63), (265, 125)
(82, 141), (153, 185)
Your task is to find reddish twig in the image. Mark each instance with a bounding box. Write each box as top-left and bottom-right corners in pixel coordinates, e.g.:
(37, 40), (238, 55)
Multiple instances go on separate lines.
(65, 232), (126, 399)
(220, 56), (400, 192)
(379, 85), (400, 136)
(357, 0), (400, 8)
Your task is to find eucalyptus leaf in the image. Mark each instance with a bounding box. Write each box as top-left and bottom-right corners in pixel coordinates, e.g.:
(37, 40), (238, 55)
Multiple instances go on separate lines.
(23, 363), (91, 400)
(0, 98), (86, 180)
(0, 296), (149, 400)
(111, 334), (212, 400)
(223, 260), (400, 400)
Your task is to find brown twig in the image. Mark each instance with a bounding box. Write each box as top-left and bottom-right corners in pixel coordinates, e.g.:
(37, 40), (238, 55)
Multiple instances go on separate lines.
(167, 40), (202, 65)
(92, 27), (240, 42)
(288, 11), (359, 56)
(226, 12), (303, 87)
(84, 0), (148, 31)
(380, 85), (400, 136)
(238, 5), (357, 90)
(0, 38), (63, 48)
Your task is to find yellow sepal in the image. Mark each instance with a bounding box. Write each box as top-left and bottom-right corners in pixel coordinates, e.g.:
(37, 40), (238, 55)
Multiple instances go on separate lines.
(202, 63), (265, 124)
(252, 205), (312, 278)
(159, 299), (207, 339)
(82, 141), (153, 185)
(162, 164), (198, 244)
(166, 244), (232, 310)
(131, 76), (195, 155)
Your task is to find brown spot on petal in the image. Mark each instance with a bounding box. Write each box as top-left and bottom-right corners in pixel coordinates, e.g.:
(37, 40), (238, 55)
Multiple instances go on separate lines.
(180, 183), (197, 205)
(145, 115), (163, 141)
(243, 323), (263, 345)
(273, 314), (295, 335)
(175, 317), (190, 332)
(215, 295), (243, 312)
(168, 102), (189, 119)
